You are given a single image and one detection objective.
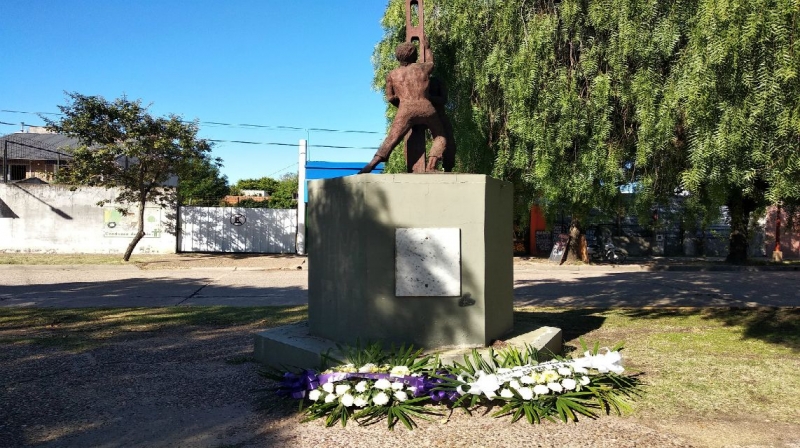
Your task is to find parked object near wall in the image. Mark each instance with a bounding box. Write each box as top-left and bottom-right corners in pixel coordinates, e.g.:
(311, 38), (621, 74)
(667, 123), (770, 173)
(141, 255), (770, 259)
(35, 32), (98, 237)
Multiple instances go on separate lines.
(0, 184), (176, 254)
(764, 205), (800, 259)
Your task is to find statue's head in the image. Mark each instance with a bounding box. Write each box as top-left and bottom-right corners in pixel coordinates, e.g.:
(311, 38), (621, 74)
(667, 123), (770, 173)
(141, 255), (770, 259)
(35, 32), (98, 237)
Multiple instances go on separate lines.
(395, 42), (418, 65)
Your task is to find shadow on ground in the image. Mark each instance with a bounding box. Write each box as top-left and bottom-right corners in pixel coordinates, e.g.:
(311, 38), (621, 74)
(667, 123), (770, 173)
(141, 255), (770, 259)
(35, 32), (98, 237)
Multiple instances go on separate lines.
(0, 276), (307, 307)
(515, 269), (800, 351)
(0, 307), (307, 447)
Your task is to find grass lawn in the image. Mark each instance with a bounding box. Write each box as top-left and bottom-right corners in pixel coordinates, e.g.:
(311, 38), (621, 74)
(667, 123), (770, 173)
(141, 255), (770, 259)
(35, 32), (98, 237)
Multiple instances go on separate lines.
(515, 307), (800, 420)
(2, 305), (798, 445)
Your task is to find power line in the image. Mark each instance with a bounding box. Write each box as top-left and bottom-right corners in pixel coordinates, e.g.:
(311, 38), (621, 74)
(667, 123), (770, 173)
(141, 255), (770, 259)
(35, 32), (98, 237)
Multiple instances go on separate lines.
(207, 138), (378, 150)
(0, 108), (381, 135)
(265, 162), (299, 179)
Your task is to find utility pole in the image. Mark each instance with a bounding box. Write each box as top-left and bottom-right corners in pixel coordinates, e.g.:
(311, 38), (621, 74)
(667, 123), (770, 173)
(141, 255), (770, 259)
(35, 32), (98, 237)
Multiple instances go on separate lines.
(3, 139), (7, 183)
(296, 139), (307, 255)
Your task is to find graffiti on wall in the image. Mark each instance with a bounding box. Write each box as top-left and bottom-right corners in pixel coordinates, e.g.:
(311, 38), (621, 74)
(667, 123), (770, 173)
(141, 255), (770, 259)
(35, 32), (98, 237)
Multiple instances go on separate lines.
(103, 206), (163, 238)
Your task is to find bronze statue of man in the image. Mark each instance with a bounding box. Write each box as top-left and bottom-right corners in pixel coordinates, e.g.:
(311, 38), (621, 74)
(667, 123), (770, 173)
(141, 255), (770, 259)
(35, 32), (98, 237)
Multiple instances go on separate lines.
(404, 75), (456, 172)
(359, 36), (448, 174)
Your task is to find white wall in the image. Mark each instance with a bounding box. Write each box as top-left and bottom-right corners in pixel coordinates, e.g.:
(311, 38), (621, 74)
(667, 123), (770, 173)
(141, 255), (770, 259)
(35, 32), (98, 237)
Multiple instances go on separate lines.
(0, 184), (176, 254)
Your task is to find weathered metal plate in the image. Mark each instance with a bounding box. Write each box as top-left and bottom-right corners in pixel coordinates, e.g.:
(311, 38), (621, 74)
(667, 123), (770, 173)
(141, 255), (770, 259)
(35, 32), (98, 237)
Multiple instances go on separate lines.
(395, 228), (461, 296)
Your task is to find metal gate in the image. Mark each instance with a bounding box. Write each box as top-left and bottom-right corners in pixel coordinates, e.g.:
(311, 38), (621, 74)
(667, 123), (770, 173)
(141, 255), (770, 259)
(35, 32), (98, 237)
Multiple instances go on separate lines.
(179, 206), (297, 253)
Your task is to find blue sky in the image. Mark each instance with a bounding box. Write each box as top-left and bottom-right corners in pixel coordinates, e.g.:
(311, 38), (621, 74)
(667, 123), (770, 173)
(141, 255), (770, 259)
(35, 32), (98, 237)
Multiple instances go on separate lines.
(0, 0), (390, 183)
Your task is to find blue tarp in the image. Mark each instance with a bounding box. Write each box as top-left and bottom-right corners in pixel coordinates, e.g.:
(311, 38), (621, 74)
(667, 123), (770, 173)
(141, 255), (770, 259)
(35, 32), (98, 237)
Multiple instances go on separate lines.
(303, 161), (385, 202)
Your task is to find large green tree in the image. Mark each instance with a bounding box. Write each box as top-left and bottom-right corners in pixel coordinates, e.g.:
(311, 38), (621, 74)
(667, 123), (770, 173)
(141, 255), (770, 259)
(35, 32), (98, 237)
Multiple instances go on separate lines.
(46, 93), (214, 261)
(374, 0), (799, 261)
(678, 0), (800, 262)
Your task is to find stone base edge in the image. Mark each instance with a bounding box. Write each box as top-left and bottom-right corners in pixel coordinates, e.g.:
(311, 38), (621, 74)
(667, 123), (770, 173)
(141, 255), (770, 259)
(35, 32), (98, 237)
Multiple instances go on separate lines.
(254, 322), (562, 370)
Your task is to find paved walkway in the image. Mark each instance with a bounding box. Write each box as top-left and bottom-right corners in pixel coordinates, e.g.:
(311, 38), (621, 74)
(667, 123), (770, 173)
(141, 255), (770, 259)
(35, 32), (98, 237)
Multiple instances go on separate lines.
(1, 257), (798, 308)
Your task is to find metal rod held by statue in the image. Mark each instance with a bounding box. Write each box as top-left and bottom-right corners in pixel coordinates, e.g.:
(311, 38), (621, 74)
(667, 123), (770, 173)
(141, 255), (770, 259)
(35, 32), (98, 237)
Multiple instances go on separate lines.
(406, 0), (425, 62)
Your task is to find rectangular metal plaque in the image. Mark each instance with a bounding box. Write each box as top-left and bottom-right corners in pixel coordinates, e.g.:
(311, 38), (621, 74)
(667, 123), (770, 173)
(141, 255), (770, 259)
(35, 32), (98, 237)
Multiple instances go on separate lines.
(395, 228), (461, 297)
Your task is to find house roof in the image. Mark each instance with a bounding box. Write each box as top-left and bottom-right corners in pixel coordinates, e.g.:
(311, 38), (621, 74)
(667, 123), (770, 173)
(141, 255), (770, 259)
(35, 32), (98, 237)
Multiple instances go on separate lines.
(0, 133), (79, 161)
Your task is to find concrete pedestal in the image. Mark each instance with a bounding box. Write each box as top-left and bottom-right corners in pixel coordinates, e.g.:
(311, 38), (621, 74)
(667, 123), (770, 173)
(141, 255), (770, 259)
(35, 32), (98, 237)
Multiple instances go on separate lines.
(308, 173), (513, 348)
(256, 174), (547, 368)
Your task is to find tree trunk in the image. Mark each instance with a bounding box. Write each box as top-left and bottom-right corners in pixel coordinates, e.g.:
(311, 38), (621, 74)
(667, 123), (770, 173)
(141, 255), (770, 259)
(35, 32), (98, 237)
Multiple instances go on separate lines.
(123, 198), (147, 262)
(565, 218), (585, 263)
(725, 192), (751, 264)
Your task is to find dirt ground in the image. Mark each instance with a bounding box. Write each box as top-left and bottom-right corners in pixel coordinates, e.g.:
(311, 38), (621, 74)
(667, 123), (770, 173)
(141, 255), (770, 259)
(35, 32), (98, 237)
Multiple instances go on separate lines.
(2, 321), (799, 448)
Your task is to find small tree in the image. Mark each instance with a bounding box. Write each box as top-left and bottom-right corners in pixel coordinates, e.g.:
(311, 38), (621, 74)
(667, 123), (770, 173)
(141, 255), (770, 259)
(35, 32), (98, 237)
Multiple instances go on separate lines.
(178, 155), (229, 206)
(269, 173), (298, 209)
(45, 93), (214, 261)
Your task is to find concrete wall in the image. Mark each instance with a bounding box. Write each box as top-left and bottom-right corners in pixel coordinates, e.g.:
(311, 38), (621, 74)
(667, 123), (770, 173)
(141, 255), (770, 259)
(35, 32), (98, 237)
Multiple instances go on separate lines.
(0, 183), (176, 254)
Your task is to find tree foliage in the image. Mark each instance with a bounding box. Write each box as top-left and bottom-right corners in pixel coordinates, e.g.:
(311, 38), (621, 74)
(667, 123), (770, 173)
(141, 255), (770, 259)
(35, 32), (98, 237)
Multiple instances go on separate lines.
(231, 177), (280, 196)
(374, 0), (800, 260)
(229, 174), (298, 209)
(45, 92), (214, 261)
(268, 173), (299, 209)
(178, 155), (229, 205)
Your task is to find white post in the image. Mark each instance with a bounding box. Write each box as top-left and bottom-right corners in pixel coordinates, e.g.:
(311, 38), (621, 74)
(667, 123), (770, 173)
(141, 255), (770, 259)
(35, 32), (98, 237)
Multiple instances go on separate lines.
(296, 139), (307, 255)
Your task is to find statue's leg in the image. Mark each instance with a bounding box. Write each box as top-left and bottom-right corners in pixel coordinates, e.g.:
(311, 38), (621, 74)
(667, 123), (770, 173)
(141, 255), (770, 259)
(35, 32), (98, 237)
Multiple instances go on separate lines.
(440, 112), (456, 172)
(360, 111), (414, 174)
(405, 125), (427, 173)
(424, 116), (448, 172)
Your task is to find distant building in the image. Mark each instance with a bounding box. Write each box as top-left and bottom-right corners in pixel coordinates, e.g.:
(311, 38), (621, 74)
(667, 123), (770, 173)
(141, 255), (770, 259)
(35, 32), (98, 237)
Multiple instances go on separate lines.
(0, 132), (77, 182)
(240, 189), (267, 197)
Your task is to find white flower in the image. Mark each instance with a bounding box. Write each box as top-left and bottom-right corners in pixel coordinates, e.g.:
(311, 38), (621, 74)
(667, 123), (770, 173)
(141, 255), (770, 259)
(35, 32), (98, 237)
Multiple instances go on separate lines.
(340, 393), (355, 407)
(562, 378), (577, 390)
(322, 382), (335, 394)
(500, 388), (514, 399)
(390, 365), (411, 377)
(573, 366), (589, 375)
(394, 390), (408, 402)
(497, 368), (512, 374)
(518, 387), (533, 400)
(339, 364), (356, 373)
(308, 389), (322, 401)
(335, 384), (351, 396)
(358, 363), (377, 373)
(355, 380), (369, 393)
(354, 395), (369, 408)
(558, 367), (573, 377)
(373, 391), (390, 406)
(547, 382), (563, 393)
(373, 379), (391, 390)
(533, 384), (550, 396)
(324, 393), (337, 403)
(407, 386), (417, 395)
(391, 382), (405, 391)
(542, 370), (559, 382)
(580, 376), (591, 386)
(508, 380), (521, 390)
(472, 372), (501, 398)
(520, 375), (535, 385)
